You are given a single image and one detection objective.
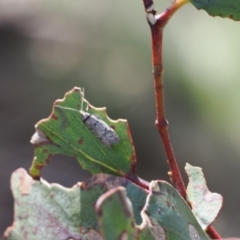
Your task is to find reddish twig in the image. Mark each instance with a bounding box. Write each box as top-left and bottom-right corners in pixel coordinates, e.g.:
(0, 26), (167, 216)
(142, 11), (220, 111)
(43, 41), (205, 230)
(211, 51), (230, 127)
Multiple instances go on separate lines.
(143, 0), (187, 199)
(142, 0), (221, 239)
(207, 226), (222, 239)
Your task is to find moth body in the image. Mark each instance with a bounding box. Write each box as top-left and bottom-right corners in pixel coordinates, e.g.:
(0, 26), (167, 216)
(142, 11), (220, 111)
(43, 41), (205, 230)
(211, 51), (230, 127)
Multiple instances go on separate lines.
(80, 111), (120, 148)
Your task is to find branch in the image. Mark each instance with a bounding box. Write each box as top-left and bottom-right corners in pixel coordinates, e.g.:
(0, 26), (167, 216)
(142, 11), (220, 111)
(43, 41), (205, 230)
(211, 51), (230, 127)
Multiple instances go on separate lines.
(142, 0), (221, 239)
(143, 0), (188, 199)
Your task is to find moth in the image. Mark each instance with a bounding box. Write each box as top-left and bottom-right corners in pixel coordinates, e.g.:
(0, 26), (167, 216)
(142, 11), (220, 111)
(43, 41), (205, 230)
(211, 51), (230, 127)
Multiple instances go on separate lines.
(55, 104), (120, 148)
(80, 110), (120, 148)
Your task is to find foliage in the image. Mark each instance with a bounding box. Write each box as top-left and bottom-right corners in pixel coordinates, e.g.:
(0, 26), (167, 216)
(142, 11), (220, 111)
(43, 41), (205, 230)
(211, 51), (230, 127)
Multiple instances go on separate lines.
(3, 0), (240, 239)
(190, 0), (240, 20)
(4, 169), (209, 240)
(29, 88), (136, 179)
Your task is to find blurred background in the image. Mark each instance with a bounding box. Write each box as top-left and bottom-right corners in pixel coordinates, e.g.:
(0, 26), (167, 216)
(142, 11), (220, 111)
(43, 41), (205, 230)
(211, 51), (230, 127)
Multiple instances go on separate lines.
(1, 0), (240, 238)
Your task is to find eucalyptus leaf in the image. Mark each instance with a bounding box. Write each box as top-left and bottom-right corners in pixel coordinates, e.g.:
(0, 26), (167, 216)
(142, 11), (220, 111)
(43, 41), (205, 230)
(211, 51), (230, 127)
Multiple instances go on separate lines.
(190, 0), (240, 21)
(3, 169), (147, 240)
(96, 187), (157, 240)
(96, 179), (211, 240)
(142, 180), (210, 240)
(4, 169), (210, 240)
(185, 163), (223, 230)
(29, 87), (136, 178)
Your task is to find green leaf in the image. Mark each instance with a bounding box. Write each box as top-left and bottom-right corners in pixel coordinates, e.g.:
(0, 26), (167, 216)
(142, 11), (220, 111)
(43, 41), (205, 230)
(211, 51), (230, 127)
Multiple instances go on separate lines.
(96, 187), (156, 240)
(142, 180), (210, 240)
(96, 180), (210, 240)
(96, 187), (137, 240)
(29, 87), (136, 178)
(82, 173), (148, 226)
(4, 169), (147, 240)
(190, 0), (240, 20)
(5, 169), (211, 240)
(185, 163), (223, 230)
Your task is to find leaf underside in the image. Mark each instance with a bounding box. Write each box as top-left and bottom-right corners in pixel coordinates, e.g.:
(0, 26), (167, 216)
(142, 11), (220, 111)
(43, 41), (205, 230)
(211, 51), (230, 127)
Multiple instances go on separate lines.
(185, 163), (223, 230)
(4, 169), (147, 240)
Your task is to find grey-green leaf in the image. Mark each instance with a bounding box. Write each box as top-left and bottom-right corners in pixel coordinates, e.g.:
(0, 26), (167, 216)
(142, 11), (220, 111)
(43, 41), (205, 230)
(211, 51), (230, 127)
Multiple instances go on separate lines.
(185, 163), (223, 230)
(142, 180), (210, 240)
(3, 169), (147, 240)
(4, 169), (210, 240)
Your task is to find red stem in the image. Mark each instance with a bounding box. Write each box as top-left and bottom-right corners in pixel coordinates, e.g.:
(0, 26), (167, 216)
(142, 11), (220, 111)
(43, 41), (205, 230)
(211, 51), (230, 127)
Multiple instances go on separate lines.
(146, 0), (187, 200)
(207, 226), (222, 239)
(126, 174), (150, 190)
(151, 26), (186, 198)
(142, 0), (222, 239)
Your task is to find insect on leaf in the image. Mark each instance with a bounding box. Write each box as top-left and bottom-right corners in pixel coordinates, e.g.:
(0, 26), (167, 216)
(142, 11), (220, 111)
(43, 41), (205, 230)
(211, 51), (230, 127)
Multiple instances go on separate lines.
(29, 87), (136, 179)
(81, 111), (120, 148)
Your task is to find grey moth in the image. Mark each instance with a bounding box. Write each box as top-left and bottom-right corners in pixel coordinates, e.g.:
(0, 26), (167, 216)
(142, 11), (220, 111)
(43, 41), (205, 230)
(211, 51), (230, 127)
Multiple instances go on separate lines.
(80, 110), (120, 148)
(54, 105), (120, 148)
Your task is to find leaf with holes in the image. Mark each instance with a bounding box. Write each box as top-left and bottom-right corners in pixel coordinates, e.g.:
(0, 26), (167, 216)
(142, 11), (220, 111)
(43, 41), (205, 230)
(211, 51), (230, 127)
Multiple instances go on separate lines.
(96, 187), (156, 240)
(142, 180), (210, 240)
(96, 180), (210, 240)
(185, 163), (223, 230)
(4, 169), (148, 240)
(29, 87), (136, 178)
(190, 0), (240, 21)
(5, 169), (211, 240)
(4, 168), (103, 240)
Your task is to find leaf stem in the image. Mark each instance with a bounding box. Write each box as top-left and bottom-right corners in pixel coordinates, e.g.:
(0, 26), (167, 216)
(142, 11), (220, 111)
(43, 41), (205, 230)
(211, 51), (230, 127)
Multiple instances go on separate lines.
(206, 226), (222, 239)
